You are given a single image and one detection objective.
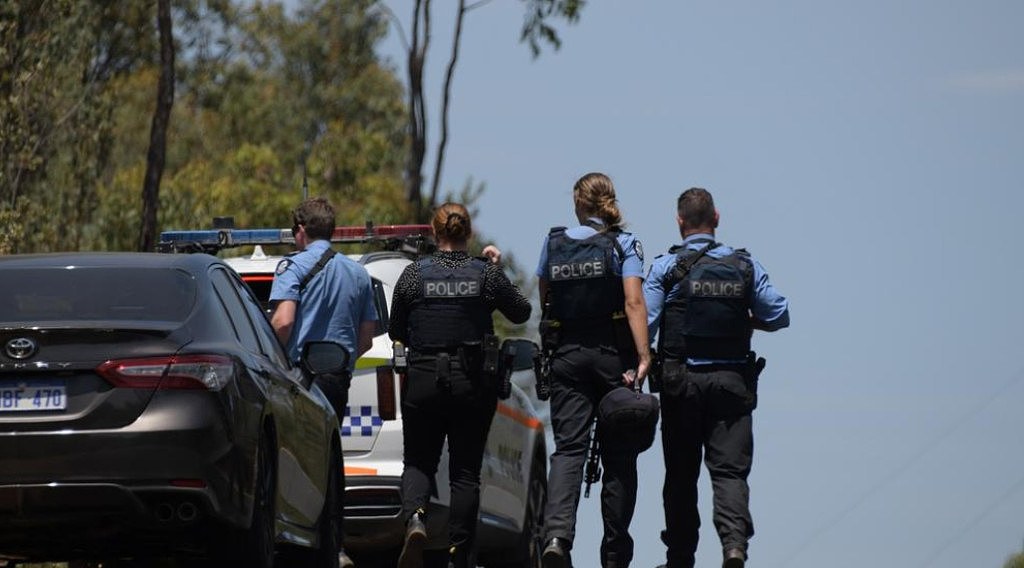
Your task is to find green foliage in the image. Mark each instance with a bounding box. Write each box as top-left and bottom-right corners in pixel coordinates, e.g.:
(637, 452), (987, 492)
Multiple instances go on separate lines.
(0, 0), (114, 252)
(1005, 540), (1024, 568)
(0, 0), (532, 304)
(87, 0), (410, 244)
(519, 0), (585, 57)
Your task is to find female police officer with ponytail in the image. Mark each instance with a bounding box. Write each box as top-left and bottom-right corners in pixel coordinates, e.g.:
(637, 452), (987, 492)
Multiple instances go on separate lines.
(389, 202), (531, 568)
(536, 172), (652, 568)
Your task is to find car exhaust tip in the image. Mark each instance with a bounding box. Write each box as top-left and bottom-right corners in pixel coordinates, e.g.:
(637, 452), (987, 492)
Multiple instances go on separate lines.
(177, 501), (200, 522)
(155, 502), (175, 522)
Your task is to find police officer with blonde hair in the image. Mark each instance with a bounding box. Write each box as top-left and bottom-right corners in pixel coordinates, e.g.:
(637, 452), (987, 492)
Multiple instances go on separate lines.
(536, 172), (652, 568)
(644, 187), (789, 568)
(389, 202), (531, 568)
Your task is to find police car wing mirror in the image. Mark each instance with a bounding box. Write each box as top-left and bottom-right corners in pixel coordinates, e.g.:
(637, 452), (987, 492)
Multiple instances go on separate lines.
(300, 341), (351, 377)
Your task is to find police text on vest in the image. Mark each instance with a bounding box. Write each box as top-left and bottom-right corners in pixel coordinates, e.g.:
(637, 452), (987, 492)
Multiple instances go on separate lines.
(689, 280), (745, 297)
(424, 279), (481, 297)
(549, 260), (606, 280)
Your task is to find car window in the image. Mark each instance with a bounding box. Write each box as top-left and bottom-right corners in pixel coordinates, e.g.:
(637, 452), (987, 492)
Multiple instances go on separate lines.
(234, 273), (293, 370)
(372, 277), (389, 336)
(0, 267), (195, 323)
(210, 268), (262, 355)
(240, 274), (274, 314)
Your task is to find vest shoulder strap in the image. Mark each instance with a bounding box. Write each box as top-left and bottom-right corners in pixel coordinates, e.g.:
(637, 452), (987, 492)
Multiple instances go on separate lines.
(299, 248), (337, 293)
(663, 241), (717, 291)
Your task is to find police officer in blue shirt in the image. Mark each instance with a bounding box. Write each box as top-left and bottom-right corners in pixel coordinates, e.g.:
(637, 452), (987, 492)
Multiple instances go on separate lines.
(644, 187), (789, 568)
(537, 172), (652, 568)
(270, 196), (379, 568)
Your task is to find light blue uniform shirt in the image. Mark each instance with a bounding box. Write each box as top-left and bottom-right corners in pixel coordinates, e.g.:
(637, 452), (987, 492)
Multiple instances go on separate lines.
(643, 233), (789, 365)
(269, 239), (378, 368)
(535, 219), (645, 280)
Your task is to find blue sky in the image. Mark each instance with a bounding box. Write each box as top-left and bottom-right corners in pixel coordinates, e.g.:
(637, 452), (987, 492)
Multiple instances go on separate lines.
(373, 1), (1024, 567)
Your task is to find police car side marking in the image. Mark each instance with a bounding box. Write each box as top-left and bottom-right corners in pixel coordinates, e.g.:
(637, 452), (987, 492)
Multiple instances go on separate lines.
(495, 403), (543, 430)
(342, 405), (384, 437)
(549, 259), (606, 280)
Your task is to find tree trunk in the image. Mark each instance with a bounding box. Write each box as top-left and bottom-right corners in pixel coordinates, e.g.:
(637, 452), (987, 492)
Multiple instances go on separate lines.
(405, 0), (430, 222)
(138, 0), (174, 252)
(428, 0), (466, 209)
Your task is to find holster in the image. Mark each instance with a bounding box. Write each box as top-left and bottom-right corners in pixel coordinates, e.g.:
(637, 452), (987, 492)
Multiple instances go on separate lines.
(744, 351), (767, 410)
(533, 350), (551, 401)
(536, 320), (559, 401)
(496, 339), (516, 400)
(538, 319), (560, 352)
(392, 341), (408, 374)
(660, 357), (688, 397)
(435, 352), (452, 393)
(482, 334), (500, 377)
(647, 349), (663, 393)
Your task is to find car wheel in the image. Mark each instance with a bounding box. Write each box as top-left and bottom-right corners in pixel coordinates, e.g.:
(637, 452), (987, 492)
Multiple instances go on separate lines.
(281, 443), (342, 568)
(211, 431), (277, 568)
(489, 448), (547, 568)
(246, 433), (278, 568)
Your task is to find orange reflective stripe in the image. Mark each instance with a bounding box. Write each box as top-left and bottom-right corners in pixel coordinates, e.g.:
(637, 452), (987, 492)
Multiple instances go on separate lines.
(344, 466), (378, 475)
(496, 403), (543, 430)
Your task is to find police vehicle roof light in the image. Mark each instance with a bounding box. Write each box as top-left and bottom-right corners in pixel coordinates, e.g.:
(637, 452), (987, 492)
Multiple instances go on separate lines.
(157, 222), (434, 254)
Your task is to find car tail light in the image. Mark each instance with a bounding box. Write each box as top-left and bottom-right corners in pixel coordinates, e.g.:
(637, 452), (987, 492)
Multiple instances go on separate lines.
(376, 366), (396, 420)
(97, 355), (234, 391)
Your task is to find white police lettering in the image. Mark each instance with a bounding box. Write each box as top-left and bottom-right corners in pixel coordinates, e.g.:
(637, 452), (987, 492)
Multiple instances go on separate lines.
(689, 280), (745, 297)
(424, 279), (481, 297)
(549, 259), (606, 281)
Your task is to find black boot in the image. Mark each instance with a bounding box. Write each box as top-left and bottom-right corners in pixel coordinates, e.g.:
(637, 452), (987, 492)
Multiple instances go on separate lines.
(542, 537), (571, 568)
(398, 510), (428, 568)
(722, 547), (746, 568)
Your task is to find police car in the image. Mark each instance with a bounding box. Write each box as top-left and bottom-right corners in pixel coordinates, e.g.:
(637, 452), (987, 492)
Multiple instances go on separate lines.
(159, 223), (548, 568)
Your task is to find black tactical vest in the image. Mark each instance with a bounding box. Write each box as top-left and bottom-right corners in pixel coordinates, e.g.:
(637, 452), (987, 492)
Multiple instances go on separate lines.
(659, 242), (754, 360)
(545, 226), (625, 325)
(408, 257), (493, 350)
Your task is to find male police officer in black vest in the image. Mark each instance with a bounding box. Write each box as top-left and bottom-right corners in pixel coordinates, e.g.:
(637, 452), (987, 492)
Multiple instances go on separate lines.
(643, 188), (789, 568)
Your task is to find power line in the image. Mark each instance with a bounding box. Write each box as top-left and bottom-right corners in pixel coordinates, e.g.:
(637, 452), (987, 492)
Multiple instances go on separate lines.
(916, 471), (1024, 568)
(774, 364), (1024, 568)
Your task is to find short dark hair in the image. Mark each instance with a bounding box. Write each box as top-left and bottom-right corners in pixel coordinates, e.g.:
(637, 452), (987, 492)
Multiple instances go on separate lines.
(677, 187), (716, 228)
(292, 197), (336, 240)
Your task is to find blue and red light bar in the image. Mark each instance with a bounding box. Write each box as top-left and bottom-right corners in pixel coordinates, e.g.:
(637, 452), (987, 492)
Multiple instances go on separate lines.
(158, 223), (433, 252)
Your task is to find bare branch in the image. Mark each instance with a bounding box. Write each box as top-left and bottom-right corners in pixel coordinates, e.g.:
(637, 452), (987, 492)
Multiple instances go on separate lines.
(465, 0), (497, 11)
(375, 2), (411, 55)
(429, 0), (467, 209)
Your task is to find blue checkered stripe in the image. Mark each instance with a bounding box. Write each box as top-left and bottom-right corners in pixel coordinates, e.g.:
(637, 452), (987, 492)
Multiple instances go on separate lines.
(342, 405), (383, 437)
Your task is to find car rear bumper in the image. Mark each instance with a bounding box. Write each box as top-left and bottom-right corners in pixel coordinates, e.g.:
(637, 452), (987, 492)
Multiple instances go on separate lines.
(342, 475), (407, 549)
(0, 394), (258, 556)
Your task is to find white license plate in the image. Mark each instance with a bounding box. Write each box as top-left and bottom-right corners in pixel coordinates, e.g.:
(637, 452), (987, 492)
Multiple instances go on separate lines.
(0, 381), (67, 412)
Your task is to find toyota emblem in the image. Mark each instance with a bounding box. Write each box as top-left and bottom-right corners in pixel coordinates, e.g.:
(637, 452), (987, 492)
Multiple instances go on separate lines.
(5, 337), (37, 360)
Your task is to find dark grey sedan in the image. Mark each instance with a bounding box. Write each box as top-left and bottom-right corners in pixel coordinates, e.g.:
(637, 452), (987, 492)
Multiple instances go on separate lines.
(0, 253), (345, 567)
